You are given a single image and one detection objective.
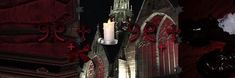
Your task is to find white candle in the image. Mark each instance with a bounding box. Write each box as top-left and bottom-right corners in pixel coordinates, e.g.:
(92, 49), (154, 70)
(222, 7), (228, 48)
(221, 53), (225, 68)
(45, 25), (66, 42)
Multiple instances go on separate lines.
(103, 19), (115, 41)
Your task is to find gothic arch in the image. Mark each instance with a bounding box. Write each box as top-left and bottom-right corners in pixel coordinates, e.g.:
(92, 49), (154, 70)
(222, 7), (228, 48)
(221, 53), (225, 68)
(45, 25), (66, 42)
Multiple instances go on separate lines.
(136, 12), (179, 77)
(79, 55), (107, 78)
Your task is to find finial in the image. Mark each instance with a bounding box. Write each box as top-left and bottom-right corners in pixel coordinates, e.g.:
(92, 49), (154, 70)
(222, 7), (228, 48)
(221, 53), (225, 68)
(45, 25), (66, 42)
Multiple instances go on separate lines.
(97, 24), (99, 28)
(131, 5), (132, 11)
(97, 24), (102, 38)
(110, 6), (112, 10)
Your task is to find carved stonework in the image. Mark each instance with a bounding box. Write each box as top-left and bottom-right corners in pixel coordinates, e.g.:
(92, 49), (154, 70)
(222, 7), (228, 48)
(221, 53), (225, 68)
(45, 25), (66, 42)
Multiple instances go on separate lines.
(80, 0), (179, 78)
(135, 12), (179, 77)
(136, 0), (178, 26)
(93, 56), (105, 78)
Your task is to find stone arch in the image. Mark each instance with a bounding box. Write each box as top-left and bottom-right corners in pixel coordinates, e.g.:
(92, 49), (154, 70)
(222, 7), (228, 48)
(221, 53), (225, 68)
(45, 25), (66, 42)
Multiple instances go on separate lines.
(79, 55), (107, 78)
(136, 12), (179, 77)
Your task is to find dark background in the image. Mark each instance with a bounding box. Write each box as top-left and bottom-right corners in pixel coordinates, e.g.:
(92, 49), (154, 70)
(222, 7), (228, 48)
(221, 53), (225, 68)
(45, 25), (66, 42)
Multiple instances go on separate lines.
(79, 0), (143, 43)
(179, 0), (235, 78)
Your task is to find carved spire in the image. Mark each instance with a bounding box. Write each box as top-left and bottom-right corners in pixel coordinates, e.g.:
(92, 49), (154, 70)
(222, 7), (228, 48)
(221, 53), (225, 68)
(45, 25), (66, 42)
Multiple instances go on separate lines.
(110, 0), (132, 24)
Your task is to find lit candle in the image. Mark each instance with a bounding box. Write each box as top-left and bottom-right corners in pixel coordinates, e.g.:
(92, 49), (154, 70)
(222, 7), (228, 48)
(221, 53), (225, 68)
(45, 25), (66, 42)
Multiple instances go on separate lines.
(103, 19), (115, 42)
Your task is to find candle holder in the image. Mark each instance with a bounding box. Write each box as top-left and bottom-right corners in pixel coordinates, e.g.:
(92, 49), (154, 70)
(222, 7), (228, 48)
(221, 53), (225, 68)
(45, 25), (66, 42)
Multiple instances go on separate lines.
(97, 38), (118, 45)
(97, 19), (118, 45)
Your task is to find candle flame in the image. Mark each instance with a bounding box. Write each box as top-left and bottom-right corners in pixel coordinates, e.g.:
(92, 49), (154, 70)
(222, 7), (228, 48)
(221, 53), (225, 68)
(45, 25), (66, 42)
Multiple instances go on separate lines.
(108, 19), (111, 23)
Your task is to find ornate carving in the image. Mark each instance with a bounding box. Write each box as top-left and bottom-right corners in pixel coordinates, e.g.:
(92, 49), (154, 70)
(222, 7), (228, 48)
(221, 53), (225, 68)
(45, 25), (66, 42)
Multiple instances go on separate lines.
(67, 42), (76, 51)
(38, 23), (65, 42)
(137, 12), (179, 77)
(77, 26), (90, 42)
(93, 56), (105, 78)
(87, 61), (95, 78)
(128, 23), (140, 42)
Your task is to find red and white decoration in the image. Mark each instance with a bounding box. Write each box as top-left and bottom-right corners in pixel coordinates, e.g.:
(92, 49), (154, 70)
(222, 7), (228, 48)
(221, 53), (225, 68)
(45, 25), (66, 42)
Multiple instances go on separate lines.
(135, 12), (179, 77)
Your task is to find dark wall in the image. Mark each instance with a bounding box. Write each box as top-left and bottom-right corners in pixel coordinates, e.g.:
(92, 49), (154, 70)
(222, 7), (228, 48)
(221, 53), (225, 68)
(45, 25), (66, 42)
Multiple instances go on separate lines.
(179, 0), (235, 78)
(80, 0), (143, 44)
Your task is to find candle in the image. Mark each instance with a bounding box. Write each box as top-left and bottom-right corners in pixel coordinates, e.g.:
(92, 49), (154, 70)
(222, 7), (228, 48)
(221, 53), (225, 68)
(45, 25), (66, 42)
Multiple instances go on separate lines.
(103, 19), (115, 41)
